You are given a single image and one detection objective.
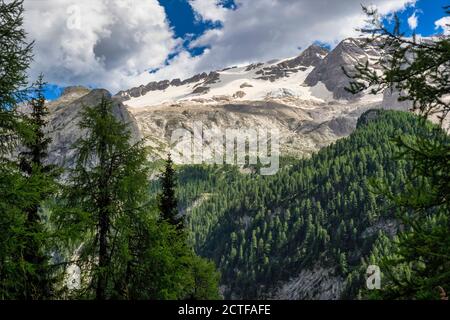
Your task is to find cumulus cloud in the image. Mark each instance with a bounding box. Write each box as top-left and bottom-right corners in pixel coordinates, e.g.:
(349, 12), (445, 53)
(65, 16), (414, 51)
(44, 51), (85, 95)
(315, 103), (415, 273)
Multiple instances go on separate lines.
(435, 16), (450, 35)
(408, 11), (419, 30)
(24, 0), (179, 93)
(23, 0), (416, 93)
(188, 0), (229, 22)
(184, 0), (417, 73)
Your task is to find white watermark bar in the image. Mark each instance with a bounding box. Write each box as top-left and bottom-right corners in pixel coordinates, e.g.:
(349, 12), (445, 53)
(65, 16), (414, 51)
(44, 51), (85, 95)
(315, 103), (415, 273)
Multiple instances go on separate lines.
(170, 122), (280, 175)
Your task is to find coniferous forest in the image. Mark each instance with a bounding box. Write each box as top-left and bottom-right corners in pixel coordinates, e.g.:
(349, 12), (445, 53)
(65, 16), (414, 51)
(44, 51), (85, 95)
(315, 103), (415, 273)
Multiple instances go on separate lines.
(171, 110), (449, 299)
(0, 0), (449, 302)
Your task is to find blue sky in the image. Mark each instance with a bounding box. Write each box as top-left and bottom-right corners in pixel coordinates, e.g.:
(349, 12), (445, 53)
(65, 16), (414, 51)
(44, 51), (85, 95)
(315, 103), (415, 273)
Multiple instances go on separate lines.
(36, 0), (448, 100)
(158, 0), (236, 51)
(385, 0), (449, 35)
(156, 0), (449, 61)
(149, 0), (237, 72)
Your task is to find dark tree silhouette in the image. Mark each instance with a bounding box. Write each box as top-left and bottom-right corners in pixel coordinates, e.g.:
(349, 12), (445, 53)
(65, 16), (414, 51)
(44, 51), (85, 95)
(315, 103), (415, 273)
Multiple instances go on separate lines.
(18, 75), (58, 299)
(158, 154), (182, 228)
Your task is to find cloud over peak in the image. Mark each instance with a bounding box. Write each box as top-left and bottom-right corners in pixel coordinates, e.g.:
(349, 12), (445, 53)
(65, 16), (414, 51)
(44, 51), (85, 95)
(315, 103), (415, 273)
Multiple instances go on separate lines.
(24, 0), (417, 93)
(188, 0), (230, 22)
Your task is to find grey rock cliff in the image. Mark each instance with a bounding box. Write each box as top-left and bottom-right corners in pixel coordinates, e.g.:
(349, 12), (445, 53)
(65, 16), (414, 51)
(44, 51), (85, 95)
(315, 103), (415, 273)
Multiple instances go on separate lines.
(305, 38), (384, 99)
(45, 87), (141, 168)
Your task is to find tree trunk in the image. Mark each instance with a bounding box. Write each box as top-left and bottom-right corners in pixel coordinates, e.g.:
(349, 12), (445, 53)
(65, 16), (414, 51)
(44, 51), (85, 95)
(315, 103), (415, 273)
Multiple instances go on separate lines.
(96, 108), (111, 300)
(96, 205), (109, 300)
(23, 205), (48, 300)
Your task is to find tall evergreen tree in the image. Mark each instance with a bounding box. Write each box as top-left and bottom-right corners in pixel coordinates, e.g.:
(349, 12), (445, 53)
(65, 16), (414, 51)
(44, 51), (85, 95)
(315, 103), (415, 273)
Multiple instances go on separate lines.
(158, 154), (181, 227)
(0, 0), (33, 154)
(17, 75), (58, 299)
(56, 95), (150, 300)
(0, 0), (44, 299)
(19, 74), (51, 173)
(54, 96), (220, 300)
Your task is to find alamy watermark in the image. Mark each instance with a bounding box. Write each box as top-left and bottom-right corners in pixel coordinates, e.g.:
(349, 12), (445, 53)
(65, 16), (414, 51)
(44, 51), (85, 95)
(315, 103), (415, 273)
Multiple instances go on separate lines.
(366, 265), (381, 290)
(170, 122), (280, 175)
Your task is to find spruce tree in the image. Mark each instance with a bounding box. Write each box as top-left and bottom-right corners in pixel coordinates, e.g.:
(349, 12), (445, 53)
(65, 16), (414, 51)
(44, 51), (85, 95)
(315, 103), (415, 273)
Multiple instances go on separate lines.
(19, 75), (51, 174)
(158, 154), (181, 227)
(0, 0), (33, 154)
(0, 0), (46, 299)
(17, 75), (58, 299)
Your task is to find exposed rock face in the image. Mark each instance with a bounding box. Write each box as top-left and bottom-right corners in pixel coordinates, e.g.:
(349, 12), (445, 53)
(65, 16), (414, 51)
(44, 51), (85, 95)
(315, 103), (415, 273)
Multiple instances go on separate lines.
(361, 219), (399, 239)
(115, 80), (171, 102)
(128, 98), (383, 162)
(278, 44), (329, 69)
(233, 91), (246, 99)
(252, 44), (327, 82)
(203, 71), (221, 85)
(240, 82), (253, 89)
(192, 86), (210, 95)
(266, 88), (297, 99)
(382, 89), (413, 110)
(305, 38), (384, 100)
(274, 265), (345, 300)
(116, 71), (215, 102)
(45, 38), (410, 169)
(245, 63), (264, 71)
(45, 88), (140, 168)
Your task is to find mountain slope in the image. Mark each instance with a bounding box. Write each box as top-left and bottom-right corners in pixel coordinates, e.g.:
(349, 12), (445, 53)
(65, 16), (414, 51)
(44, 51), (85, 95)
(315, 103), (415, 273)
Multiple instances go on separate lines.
(110, 38), (405, 161)
(172, 110), (438, 299)
(43, 38), (405, 165)
(115, 44), (331, 107)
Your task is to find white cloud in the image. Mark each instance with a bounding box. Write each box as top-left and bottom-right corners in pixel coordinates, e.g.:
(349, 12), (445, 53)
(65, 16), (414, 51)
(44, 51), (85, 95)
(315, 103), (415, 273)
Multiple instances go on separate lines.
(435, 16), (450, 35)
(188, 0), (229, 22)
(23, 0), (416, 93)
(184, 0), (417, 74)
(408, 11), (418, 30)
(133, 50), (206, 86)
(24, 0), (179, 93)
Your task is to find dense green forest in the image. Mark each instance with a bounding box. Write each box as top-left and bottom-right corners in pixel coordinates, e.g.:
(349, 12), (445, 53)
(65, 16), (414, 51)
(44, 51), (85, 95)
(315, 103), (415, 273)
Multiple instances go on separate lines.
(159, 110), (446, 299)
(1, 0), (448, 300)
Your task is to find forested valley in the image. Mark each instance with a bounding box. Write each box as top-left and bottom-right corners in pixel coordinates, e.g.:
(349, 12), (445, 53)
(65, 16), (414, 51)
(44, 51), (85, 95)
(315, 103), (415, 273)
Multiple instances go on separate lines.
(1, 0), (449, 301)
(159, 110), (448, 299)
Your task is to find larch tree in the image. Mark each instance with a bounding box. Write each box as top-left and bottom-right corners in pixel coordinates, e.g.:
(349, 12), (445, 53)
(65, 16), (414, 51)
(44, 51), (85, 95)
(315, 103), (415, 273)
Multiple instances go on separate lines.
(56, 95), (150, 300)
(346, 5), (450, 300)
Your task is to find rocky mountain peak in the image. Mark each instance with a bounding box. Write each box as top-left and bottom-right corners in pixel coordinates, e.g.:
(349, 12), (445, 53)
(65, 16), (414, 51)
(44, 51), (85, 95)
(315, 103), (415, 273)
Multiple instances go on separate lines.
(61, 85), (90, 97)
(43, 37), (412, 172)
(278, 44), (329, 69)
(109, 37), (398, 109)
(44, 88), (140, 169)
(304, 37), (384, 99)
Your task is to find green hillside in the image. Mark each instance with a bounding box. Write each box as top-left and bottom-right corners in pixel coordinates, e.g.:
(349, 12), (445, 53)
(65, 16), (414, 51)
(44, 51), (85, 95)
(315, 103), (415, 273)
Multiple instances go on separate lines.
(168, 110), (440, 299)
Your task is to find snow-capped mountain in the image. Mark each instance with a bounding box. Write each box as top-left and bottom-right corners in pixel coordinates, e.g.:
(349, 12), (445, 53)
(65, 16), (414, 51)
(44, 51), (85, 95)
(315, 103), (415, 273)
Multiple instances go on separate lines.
(107, 38), (400, 161)
(114, 39), (385, 108)
(115, 44), (337, 107)
(43, 38), (408, 167)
